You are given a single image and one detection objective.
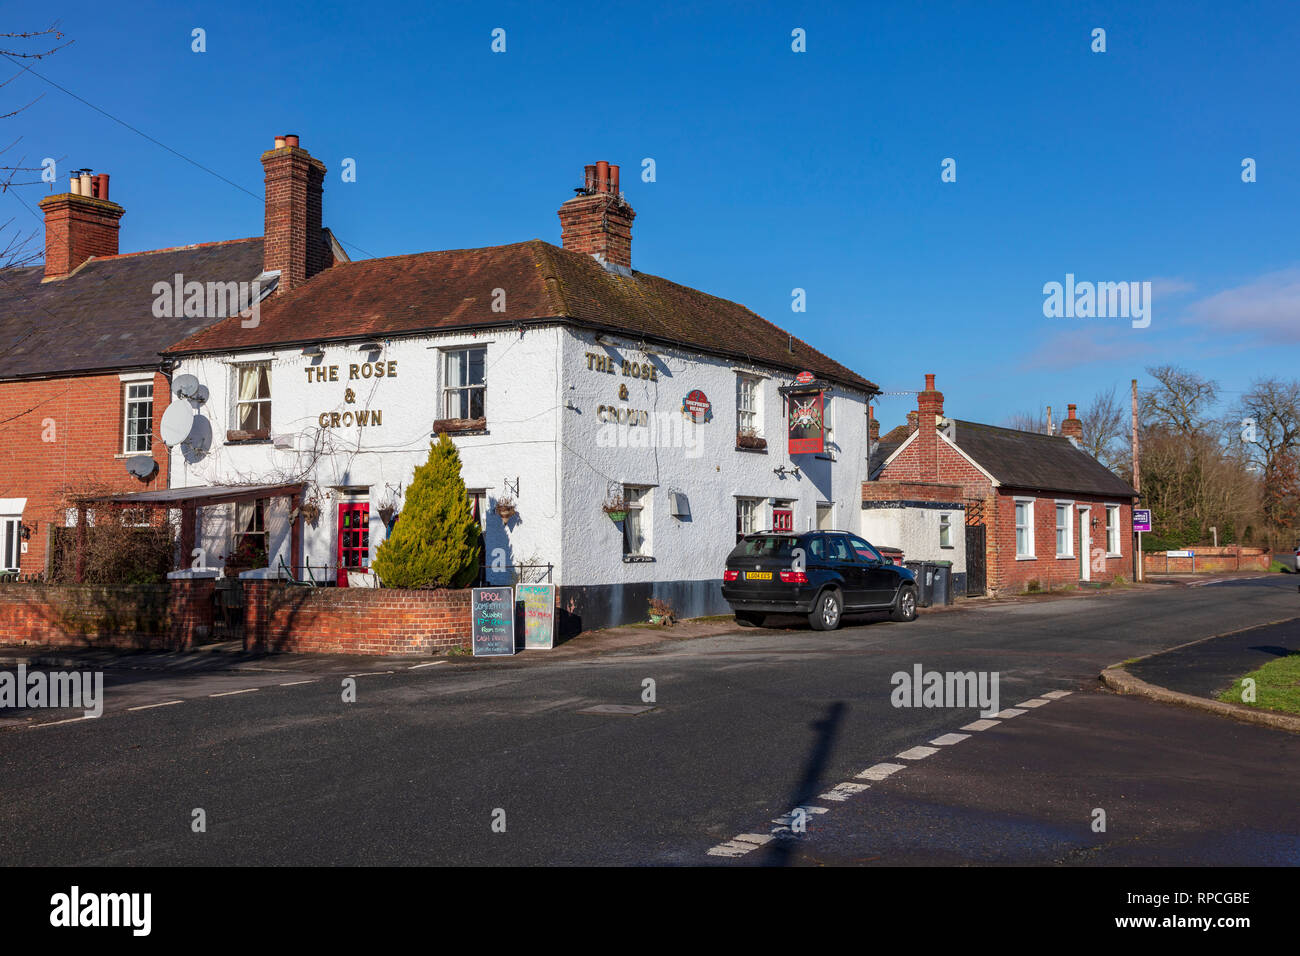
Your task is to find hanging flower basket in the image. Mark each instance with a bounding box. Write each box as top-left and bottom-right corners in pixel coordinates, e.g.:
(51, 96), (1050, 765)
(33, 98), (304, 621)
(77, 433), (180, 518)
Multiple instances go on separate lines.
(299, 499), (321, 524)
(602, 495), (627, 522)
(495, 496), (517, 523)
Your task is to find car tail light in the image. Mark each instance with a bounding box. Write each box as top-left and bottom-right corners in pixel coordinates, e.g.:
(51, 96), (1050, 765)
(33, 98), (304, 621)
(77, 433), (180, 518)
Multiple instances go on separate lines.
(723, 569), (739, 581)
(779, 570), (808, 583)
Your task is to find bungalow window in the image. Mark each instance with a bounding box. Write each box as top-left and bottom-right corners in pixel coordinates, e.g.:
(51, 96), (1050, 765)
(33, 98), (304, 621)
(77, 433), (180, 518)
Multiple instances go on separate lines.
(2, 516), (20, 572)
(737, 374), (761, 438)
(1015, 499), (1035, 558)
(235, 362), (272, 432)
(1055, 502), (1073, 557)
(443, 347), (486, 421)
(122, 381), (154, 453)
(1106, 505), (1122, 555)
(623, 485), (650, 557)
(939, 513), (952, 548)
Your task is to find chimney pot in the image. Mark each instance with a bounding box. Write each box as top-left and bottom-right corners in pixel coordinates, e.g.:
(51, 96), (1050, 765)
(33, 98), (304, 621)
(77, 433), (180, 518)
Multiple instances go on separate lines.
(595, 161), (610, 194)
(1061, 402), (1084, 439)
(79, 172), (93, 196)
(610, 164), (620, 196)
(274, 135), (287, 149)
(285, 134), (300, 148)
(69, 176), (81, 196)
(584, 164), (596, 192)
(559, 160), (636, 269)
(924, 373), (936, 391)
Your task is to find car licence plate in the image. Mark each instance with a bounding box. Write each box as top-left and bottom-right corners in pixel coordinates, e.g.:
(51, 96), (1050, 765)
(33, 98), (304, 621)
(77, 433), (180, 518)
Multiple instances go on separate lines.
(746, 571), (772, 580)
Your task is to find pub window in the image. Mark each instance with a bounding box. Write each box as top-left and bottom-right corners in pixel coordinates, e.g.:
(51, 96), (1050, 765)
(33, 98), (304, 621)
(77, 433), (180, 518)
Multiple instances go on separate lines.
(232, 500), (267, 564)
(736, 497), (760, 542)
(122, 381), (154, 453)
(235, 362), (272, 432)
(623, 485), (650, 557)
(1106, 505), (1122, 555)
(443, 346), (486, 421)
(737, 374), (761, 437)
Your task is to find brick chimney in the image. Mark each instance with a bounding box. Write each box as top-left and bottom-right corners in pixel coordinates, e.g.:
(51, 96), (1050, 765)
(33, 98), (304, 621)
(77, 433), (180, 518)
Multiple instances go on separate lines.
(261, 134), (328, 294)
(915, 373), (945, 481)
(906, 410), (918, 433)
(1061, 403), (1083, 439)
(868, 405), (879, 442)
(38, 171), (124, 280)
(558, 162), (635, 269)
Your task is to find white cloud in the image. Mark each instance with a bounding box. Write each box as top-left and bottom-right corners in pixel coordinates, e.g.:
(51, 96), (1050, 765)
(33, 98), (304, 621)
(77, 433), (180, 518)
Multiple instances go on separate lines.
(1186, 267), (1300, 342)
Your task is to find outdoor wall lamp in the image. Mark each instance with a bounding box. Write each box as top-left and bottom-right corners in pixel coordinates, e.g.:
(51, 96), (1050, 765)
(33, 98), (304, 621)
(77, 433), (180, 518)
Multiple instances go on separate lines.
(302, 345), (324, 357)
(774, 464), (801, 479)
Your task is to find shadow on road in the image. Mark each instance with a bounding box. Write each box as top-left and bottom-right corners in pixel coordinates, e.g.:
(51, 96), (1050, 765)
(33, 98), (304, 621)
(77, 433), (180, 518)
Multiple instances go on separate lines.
(762, 700), (846, 866)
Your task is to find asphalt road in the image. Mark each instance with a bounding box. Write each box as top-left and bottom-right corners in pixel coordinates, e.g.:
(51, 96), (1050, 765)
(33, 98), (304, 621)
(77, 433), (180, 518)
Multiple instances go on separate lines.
(1, 576), (1297, 865)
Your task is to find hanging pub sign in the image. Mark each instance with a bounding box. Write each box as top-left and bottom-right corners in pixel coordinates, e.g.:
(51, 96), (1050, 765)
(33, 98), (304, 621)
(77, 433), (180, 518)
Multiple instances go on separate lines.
(681, 389), (713, 424)
(787, 387), (825, 454)
(472, 587), (516, 656)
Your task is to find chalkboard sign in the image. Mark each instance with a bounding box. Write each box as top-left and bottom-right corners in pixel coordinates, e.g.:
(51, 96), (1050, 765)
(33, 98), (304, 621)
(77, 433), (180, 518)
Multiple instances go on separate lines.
(472, 587), (516, 656)
(517, 583), (556, 649)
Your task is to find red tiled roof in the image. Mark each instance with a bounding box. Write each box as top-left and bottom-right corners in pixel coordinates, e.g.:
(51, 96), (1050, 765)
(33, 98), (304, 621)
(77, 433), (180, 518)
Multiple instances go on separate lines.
(165, 240), (876, 392)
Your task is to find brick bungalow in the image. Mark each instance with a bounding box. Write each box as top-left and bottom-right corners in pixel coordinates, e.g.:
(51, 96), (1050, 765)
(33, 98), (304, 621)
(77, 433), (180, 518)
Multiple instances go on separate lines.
(873, 375), (1138, 595)
(0, 138), (346, 576)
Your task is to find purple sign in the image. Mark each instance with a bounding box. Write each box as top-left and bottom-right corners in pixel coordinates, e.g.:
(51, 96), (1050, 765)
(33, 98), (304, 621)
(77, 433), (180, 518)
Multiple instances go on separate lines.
(1133, 509), (1152, 533)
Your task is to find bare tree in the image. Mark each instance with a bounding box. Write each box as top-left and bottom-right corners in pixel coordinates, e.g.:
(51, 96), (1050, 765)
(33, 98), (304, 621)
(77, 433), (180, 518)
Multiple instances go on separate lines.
(1235, 378), (1300, 543)
(1079, 385), (1127, 468)
(1002, 408), (1050, 434)
(1141, 365), (1220, 436)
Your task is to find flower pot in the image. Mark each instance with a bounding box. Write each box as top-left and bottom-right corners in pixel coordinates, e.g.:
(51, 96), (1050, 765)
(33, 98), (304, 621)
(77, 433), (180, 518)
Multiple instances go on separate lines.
(605, 510), (627, 522)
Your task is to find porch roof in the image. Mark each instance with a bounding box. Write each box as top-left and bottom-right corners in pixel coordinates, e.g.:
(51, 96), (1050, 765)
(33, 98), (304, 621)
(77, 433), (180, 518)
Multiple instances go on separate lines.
(74, 483), (305, 508)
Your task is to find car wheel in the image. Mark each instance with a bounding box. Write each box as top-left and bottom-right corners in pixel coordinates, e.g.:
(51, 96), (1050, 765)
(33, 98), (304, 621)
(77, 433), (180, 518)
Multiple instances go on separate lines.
(891, 585), (918, 622)
(735, 611), (766, 627)
(809, 589), (842, 631)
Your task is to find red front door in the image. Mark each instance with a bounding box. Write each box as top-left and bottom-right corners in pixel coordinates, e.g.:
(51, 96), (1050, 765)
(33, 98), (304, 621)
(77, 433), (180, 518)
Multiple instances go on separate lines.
(337, 503), (370, 586)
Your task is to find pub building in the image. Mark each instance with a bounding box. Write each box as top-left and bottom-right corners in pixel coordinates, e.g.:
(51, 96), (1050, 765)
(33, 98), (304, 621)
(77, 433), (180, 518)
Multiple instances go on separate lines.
(160, 153), (878, 628)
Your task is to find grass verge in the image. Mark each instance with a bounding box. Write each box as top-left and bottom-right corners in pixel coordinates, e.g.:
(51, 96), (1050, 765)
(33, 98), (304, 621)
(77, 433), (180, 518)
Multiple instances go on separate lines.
(1217, 652), (1300, 715)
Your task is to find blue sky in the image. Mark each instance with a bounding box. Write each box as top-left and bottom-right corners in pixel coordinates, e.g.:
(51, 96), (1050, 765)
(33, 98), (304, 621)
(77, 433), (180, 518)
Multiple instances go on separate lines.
(6, 0), (1299, 430)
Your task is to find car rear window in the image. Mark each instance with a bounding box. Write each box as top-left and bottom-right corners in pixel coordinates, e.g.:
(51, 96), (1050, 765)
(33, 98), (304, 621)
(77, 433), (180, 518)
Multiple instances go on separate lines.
(729, 535), (799, 560)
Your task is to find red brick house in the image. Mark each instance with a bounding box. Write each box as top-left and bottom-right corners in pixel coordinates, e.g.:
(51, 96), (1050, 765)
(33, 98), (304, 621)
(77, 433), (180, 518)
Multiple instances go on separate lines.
(873, 374), (1138, 595)
(0, 137), (344, 576)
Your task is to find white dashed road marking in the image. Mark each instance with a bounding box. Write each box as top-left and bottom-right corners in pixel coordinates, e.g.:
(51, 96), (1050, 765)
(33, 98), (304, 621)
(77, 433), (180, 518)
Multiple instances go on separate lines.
(772, 806), (830, 825)
(819, 782), (870, 802)
(1016, 698), (1050, 708)
(278, 680), (318, 686)
(993, 708), (1027, 719)
(127, 700), (184, 711)
(1042, 690), (1072, 699)
(30, 715), (95, 728)
(856, 762), (907, 781)
(930, 732), (970, 746)
(960, 718), (1001, 731)
(408, 662), (446, 669)
(210, 688), (259, 698)
(897, 745), (939, 760)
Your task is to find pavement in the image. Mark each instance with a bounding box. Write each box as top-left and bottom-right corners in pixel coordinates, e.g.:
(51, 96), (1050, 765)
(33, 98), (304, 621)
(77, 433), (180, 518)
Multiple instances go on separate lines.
(1127, 617), (1300, 699)
(0, 573), (1296, 864)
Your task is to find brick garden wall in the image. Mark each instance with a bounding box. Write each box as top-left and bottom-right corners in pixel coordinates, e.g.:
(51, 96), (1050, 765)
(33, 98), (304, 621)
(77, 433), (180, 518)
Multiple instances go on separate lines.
(243, 581), (472, 656)
(1143, 547), (1271, 574)
(0, 577), (211, 650)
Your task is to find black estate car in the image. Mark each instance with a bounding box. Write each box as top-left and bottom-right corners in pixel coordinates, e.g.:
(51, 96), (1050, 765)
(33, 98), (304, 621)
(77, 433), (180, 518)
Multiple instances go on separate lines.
(721, 530), (918, 630)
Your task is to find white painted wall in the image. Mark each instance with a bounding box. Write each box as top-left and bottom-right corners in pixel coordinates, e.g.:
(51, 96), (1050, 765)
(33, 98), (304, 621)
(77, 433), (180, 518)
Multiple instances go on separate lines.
(860, 505), (966, 573)
(168, 321), (873, 621)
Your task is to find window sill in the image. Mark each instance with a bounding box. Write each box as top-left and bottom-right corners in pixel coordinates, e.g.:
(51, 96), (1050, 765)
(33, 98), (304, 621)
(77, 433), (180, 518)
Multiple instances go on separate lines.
(225, 438), (273, 446)
(1105, 552), (1122, 558)
(623, 555), (655, 563)
(1015, 555), (1037, 561)
(1055, 554), (1075, 560)
(735, 444), (768, 454)
(433, 417), (488, 435)
(227, 428), (271, 444)
(114, 452), (154, 459)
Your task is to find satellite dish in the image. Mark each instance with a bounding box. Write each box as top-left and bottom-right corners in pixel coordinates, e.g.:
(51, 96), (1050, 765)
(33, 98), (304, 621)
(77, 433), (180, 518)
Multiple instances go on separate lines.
(159, 402), (195, 447)
(173, 373), (200, 399)
(125, 455), (158, 480)
(192, 383), (209, 405)
(182, 415), (212, 454)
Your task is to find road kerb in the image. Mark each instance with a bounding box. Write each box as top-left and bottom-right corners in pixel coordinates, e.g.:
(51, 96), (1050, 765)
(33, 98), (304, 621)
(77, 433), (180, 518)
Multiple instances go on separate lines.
(1100, 665), (1300, 735)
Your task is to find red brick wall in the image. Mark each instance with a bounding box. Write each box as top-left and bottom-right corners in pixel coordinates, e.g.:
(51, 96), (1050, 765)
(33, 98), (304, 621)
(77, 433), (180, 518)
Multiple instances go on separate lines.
(0, 578), (211, 650)
(992, 492), (1133, 592)
(243, 582), (472, 656)
(38, 194), (124, 279)
(261, 143), (328, 293)
(862, 480), (964, 503)
(0, 370), (170, 574)
(1143, 547), (1271, 574)
(558, 193), (635, 268)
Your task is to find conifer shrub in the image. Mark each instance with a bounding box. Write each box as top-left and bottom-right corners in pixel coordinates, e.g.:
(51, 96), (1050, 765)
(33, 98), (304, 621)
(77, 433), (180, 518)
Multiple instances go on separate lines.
(372, 435), (481, 588)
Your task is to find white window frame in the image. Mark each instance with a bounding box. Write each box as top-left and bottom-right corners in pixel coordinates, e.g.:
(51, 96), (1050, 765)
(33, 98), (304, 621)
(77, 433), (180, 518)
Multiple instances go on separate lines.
(1015, 498), (1036, 559)
(736, 374), (762, 438)
(441, 345), (487, 421)
(122, 381), (154, 454)
(233, 361), (272, 432)
(736, 496), (761, 542)
(1, 516), (21, 571)
(623, 485), (651, 558)
(1055, 500), (1074, 558)
(1106, 505), (1122, 556)
(939, 512), (952, 549)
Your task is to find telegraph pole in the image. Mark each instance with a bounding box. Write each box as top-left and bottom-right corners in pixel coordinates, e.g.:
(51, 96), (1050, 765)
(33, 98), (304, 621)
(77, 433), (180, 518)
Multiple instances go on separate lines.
(1132, 378), (1142, 581)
